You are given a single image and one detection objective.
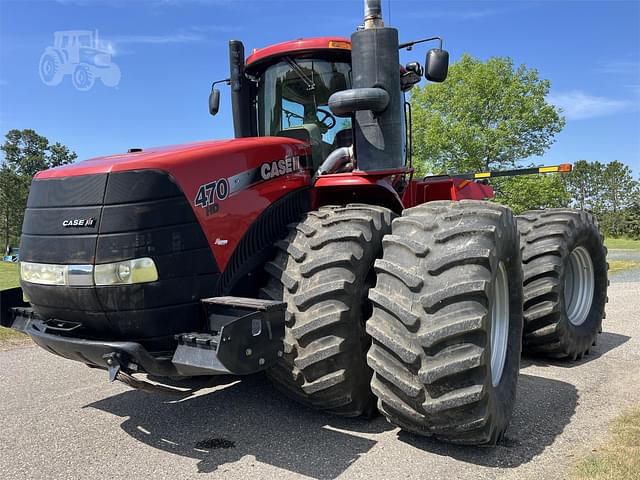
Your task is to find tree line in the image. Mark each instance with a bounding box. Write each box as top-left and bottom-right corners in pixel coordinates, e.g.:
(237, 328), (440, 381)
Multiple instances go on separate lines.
(410, 53), (639, 239)
(489, 161), (639, 238)
(1, 129), (76, 249)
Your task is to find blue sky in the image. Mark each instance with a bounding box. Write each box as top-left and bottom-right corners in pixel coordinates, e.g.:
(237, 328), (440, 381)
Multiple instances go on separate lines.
(0, 0), (639, 175)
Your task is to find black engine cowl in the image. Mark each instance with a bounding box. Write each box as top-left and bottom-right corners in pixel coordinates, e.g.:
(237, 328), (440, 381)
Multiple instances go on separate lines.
(20, 170), (219, 350)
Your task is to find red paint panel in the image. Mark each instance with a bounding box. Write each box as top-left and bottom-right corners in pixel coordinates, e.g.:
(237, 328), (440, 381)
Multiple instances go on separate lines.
(246, 36), (351, 69)
(314, 171), (405, 212)
(453, 178), (494, 200)
(402, 178), (494, 208)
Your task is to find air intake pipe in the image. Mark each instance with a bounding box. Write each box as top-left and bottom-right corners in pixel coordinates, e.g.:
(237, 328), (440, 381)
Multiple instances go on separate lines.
(327, 0), (403, 172)
(229, 40), (255, 138)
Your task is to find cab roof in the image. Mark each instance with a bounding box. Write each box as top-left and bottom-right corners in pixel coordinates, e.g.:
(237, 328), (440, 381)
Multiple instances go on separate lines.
(245, 36), (351, 71)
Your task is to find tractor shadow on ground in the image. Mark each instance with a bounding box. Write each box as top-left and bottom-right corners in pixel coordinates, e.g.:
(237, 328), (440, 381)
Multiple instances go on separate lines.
(397, 373), (578, 468)
(86, 373), (393, 479)
(520, 331), (630, 369)
(87, 370), (580, 476)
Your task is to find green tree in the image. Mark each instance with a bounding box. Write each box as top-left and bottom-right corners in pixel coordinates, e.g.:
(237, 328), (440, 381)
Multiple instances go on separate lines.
(565, 160), (606, 211)
(599, 161), (638, 237)
(621, 201), (640, 240)
(0, 129), (76, 249)
(48, 142), (78, 169)
(0, 168), (28, 249)
(491, 173), (570, 214)
(565, 160), (638, 237)
(411, 54), (564, 176)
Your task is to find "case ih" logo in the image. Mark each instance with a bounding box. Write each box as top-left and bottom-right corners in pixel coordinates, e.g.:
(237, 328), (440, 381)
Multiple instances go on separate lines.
(260, 156), (302, 180)
(62, 218), (97, 228)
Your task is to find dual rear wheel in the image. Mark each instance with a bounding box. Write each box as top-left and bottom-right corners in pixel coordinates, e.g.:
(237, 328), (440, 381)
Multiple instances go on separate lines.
(265, 202), (607, 445)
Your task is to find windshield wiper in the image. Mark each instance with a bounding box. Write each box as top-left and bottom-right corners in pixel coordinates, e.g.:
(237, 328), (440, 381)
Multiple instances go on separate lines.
(285, 57), (315, 91)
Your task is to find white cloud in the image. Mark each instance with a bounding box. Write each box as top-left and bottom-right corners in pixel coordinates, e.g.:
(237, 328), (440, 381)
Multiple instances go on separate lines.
(421, 8), (513, 20)
(547, 90), (633, 120)
(597, 60), (640, 75)
(56, 0), (234, 6)
(111, 32), (205, 45)
(104, 25), (238, 55)
(400, 3), (536, 22)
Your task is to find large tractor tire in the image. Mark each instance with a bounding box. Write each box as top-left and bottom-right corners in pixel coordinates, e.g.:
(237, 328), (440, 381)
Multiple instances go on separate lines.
(262, 204), (394, 416)
(517, 209), (608, 359)
(367, 200), (523, 445)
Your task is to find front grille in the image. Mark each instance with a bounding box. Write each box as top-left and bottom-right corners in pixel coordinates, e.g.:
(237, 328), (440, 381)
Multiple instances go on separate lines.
(20, 170), (219, 349)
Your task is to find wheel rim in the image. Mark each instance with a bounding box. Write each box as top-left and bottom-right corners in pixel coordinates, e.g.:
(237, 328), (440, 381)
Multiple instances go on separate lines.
(76, 68), (87, 86)
(42, 60), (54, 79)
(490, 261), (510, 387)
(564, 246), (595, 326)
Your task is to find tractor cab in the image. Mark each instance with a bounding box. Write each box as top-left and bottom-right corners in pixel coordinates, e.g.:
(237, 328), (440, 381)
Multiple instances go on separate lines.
(254, 55), (353, 168)
(210, 36), (435, 173)
(211, 38), (359, 171)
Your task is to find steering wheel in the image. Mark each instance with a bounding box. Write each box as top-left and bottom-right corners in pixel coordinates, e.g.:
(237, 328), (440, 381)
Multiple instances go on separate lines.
(316, 108), (336, 131)
(283, 108), (304, 127)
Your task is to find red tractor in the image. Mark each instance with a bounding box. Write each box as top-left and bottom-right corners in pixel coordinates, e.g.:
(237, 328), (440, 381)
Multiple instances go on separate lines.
(1, 0), (607, 445)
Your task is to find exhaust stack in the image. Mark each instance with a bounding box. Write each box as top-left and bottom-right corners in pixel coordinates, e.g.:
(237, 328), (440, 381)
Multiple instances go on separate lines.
(364, 0), (383, 28)
(328, 0), (403, 172)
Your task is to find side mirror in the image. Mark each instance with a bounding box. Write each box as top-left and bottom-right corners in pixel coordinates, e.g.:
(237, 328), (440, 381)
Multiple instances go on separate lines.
(425, 48), (449, 82)
(209, 88), (221, 116)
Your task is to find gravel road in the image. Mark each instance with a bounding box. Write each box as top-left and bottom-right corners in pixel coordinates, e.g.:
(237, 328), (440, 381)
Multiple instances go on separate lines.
(1, 280), (638, 480)
(608, 249), (640, 283)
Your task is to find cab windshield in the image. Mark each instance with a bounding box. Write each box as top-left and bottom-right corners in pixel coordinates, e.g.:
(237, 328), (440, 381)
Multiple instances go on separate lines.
(257, 59), (352, 165)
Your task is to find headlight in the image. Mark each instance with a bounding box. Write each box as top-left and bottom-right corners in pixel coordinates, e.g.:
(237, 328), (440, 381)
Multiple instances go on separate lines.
(20, 258), (158, 287)
(94, 258), (158, 285)
(20, 262), (67, 286)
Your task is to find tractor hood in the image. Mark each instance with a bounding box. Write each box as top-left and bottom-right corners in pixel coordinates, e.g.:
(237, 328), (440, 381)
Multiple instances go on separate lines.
(36, 137), (311, 180)
(20, 136), (313, 350)
(26, 135), (313, 289)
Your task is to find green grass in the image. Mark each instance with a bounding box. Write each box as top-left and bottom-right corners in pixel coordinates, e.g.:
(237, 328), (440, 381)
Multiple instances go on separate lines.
(0, 261), (19, 290)
(605, 237), (640, 250)
(572, 406), (640, 480)
(609, 260), (640, 274)
(0, 262), (28, 347)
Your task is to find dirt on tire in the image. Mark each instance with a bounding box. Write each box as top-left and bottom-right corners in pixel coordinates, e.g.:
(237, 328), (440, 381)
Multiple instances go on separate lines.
(367, 199), (523, 445)
(262, 204), (394, 416)
(517, 209), (608, 360)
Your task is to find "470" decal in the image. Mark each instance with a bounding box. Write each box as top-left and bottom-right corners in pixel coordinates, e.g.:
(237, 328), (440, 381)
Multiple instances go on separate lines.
(194, 178), (229, 215)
